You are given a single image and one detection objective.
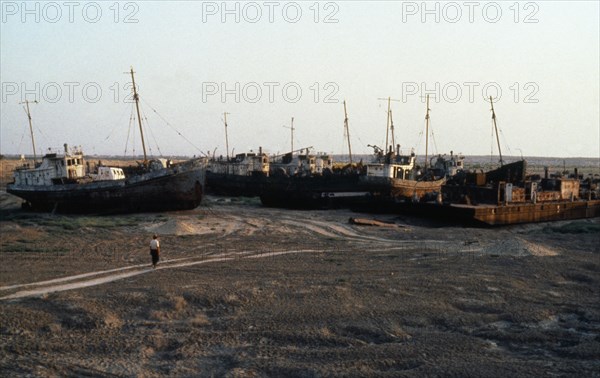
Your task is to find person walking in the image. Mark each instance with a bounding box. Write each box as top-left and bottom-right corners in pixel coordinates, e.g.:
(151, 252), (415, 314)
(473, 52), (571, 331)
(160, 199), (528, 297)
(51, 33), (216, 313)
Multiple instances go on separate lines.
(150, 234), (160, 269)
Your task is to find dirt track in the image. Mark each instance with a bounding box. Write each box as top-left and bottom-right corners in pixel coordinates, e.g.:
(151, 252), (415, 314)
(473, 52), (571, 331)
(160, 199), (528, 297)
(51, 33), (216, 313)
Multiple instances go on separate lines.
(1, 193), (599, 376)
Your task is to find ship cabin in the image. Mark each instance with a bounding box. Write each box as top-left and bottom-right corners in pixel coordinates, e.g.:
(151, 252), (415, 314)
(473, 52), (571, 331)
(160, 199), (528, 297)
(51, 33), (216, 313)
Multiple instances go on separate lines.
(13, 144), (86, 186)
(298, 153), (333, 175)
(365, 145), (417, 181)
(209, 149), (269, 177)
(271, 149), (333, 177)
(431, 151), (465, 178)
(365, 155), (416, 180)
(94, 166), (126, 181)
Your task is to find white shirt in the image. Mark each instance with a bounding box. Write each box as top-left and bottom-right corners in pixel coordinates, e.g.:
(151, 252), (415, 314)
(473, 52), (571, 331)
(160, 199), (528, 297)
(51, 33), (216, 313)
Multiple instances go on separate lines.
(150, 239), (160, 250)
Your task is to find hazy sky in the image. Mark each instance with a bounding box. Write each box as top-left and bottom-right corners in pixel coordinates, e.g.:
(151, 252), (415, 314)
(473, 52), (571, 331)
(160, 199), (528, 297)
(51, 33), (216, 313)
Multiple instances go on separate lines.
(1, 1), (599, 159)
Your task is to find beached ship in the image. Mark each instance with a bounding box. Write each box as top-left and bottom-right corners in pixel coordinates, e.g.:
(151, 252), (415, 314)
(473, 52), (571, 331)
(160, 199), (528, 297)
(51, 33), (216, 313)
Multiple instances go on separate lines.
(396, 98), (600, 225)
(260, 148), (366, 209)
(360, 95), (463, 202)
(259, 107), (371, 209)
(7, 68), (207, 213)
(419, 160), (600, 225)
(206, 148), (269, 197)
(360, 144), (457, 201)
(259, 99), (464, 209)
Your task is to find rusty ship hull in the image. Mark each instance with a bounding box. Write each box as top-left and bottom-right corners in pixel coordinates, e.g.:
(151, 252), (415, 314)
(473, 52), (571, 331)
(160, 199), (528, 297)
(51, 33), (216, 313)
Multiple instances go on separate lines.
(361, 176), (445, 200)
(446, 200), (600, 226)
(390, 200), (600, 226)
(7, 160), (207, 213)
(388, 160), (600, 226)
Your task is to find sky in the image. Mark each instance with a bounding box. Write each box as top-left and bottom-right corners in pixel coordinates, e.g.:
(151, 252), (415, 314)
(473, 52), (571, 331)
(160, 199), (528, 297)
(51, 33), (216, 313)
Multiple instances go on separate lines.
(1, 1), (599, 159)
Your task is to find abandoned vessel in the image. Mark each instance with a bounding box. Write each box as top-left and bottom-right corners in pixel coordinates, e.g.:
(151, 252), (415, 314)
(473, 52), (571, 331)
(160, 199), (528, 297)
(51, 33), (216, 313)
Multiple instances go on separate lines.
(360, 144), (462, 202)
(8, 146), (206, 213)
(206, 148), (269, 197)
(415, 160), (600, 225)
(359, 95), (463, 203)
(393, 98), (600, 225)
(7, 68), (207, 213)
(260, 148), (367, 209)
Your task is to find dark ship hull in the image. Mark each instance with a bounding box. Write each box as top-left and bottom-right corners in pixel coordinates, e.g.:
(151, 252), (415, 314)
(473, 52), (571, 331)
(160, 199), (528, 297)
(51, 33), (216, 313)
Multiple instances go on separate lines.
(7, 160), (206, 213)
(259, 173), (371, 209)
(206, 171), (267, 197)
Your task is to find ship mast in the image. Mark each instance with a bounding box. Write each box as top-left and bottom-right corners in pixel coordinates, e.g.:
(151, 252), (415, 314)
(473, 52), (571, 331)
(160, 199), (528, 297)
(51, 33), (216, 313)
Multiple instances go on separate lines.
(129, 67), (148, 165)
(385, 97), (391, 150)
(377, 97), (401, 153)
(283, 117), (295, 155)
(489, 96), (504, 166)
(389, 108), (395, 149)
(20, 100), (38, 165)
(223, 112), (230, 160)
(343, 100), (353, 165)
(424, 94), (431, 169)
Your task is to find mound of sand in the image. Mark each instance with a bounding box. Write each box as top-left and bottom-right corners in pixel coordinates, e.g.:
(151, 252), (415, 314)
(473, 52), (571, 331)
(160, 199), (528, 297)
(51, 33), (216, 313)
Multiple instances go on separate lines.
(482, 237), (559, 257)
(144, 219), (212, 236)
(0, 191), (21, 210)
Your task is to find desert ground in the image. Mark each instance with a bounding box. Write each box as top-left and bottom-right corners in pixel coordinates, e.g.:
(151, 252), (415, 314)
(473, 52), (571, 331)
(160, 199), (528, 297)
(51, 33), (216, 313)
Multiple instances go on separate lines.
(1, 185), (599, 377)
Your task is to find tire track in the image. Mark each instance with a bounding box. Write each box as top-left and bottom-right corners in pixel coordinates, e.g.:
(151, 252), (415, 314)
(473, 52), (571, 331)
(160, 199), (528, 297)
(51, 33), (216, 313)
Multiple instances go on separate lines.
(0, 249), (323, 301)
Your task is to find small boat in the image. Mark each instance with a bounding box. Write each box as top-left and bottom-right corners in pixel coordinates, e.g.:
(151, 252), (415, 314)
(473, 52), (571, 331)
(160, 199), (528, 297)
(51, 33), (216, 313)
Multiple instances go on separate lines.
(7, 68), (207, 213)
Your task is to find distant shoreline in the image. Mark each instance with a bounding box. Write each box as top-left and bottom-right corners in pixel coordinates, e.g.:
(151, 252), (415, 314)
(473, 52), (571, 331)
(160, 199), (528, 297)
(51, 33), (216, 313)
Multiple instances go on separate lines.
(2, 154), (599, 161)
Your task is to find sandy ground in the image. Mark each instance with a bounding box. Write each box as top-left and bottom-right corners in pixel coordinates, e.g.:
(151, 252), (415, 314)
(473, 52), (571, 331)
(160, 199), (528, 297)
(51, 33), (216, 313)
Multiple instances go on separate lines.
(0, 192), (599, 377)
